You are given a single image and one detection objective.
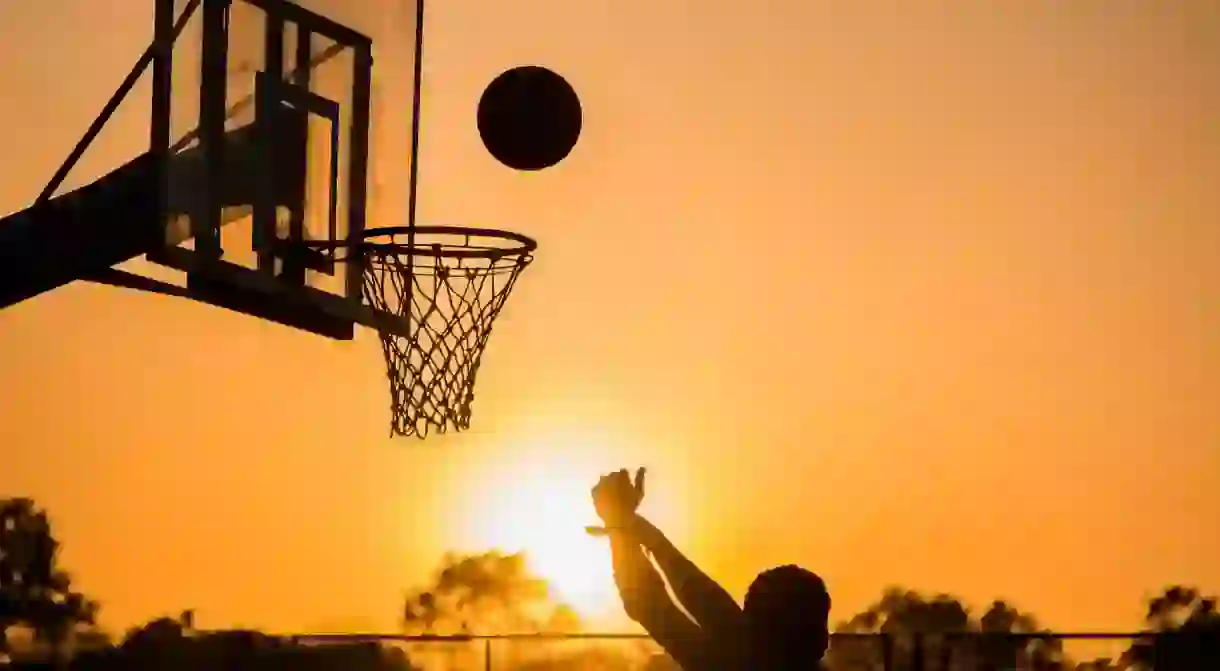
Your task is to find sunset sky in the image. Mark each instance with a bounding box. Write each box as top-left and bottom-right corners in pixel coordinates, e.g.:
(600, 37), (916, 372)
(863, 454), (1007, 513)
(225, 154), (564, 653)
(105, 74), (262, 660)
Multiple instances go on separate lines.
(0, 0), (1217, 640)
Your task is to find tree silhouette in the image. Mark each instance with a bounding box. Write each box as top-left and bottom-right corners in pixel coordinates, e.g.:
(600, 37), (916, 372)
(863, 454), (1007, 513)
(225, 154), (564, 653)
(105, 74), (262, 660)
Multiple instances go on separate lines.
(400, 551), (654, 671)
(1122, 585), (1219, 670)
(0, 498), (99, 661)
(828, 588), (1065, 671)
(401, 551), (572, 634)
(113, 616), (417, 671)
(975, 600), (1065, 671)
(119, 615), (189, 656)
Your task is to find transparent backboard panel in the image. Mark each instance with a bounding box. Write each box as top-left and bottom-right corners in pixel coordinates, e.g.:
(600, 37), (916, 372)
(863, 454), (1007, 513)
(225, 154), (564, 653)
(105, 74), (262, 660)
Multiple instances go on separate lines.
(296, 0), (422, 234)
(156, 0), (421, 329)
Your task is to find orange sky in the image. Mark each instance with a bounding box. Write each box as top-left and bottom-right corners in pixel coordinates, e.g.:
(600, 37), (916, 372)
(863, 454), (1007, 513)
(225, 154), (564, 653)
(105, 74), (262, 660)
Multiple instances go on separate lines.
(0, 0), (1217, 639)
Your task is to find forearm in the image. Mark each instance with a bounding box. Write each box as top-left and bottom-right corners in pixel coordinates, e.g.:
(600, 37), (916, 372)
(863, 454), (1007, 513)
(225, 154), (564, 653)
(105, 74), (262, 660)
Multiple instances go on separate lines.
(609, 533), (669, 623)
(609, 533), (706, 669)
(635, 518), (742, 631)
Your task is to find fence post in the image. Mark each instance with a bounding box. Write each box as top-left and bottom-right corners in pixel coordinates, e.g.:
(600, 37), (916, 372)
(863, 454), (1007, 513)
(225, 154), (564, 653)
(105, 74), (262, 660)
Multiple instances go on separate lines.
(881, 633), (894, 671)
(939, 635), (954, 671)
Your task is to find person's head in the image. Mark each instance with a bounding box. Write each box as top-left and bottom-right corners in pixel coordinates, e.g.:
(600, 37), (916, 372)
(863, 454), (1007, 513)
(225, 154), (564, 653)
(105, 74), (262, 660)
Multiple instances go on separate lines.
(742, 565), (831, 670)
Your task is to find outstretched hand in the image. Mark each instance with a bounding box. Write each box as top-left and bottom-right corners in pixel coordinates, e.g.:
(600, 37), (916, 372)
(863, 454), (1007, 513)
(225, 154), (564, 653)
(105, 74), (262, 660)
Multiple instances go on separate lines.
(586, 467), (646, 537)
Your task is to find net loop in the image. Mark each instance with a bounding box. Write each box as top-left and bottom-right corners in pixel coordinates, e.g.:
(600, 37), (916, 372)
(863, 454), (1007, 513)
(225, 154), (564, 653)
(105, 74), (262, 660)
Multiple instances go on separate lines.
(357, 226), (535, 438)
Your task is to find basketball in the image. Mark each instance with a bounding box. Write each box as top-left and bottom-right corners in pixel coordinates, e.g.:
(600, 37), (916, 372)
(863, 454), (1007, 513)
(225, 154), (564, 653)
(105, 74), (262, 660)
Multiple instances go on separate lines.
(478, 66), (582, 171)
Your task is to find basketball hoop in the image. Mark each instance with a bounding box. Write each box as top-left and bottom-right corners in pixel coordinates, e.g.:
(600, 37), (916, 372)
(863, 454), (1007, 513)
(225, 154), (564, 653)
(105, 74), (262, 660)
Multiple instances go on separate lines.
(313, 226), (535, 438)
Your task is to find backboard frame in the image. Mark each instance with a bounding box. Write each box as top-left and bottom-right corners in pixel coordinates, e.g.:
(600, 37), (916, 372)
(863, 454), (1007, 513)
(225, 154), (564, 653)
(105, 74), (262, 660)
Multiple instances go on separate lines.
(146, 0), (379, 340)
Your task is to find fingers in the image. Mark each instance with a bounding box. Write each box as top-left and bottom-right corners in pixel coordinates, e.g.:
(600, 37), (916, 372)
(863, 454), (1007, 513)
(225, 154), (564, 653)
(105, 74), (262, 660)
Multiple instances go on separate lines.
(616, 468), (630, 488)
(591, 469), (646, 495)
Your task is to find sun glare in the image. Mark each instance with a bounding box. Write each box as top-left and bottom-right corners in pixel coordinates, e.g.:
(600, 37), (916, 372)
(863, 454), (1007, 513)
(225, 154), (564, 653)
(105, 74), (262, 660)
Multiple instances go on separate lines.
(458, 444), (622, 621)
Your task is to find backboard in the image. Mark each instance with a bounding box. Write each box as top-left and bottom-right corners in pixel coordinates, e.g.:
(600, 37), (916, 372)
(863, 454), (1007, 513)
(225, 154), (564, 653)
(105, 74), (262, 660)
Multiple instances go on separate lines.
(149, 0), (423, 339)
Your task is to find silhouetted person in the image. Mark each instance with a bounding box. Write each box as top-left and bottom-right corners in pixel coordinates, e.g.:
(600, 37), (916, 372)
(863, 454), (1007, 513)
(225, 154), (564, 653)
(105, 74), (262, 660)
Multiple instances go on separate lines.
(590, 469), (831, 671)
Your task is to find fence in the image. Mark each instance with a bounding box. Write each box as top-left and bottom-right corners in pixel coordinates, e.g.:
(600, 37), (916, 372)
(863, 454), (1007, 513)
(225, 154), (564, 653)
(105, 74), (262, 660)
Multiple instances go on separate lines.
(288, 631), (1184, 670)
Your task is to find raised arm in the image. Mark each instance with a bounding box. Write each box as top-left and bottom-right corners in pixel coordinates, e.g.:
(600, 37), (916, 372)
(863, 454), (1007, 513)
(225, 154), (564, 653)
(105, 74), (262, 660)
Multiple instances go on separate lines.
(607, 530), (708, 671)
(631, 515), (743, 635)
(592, 469), (710, 670)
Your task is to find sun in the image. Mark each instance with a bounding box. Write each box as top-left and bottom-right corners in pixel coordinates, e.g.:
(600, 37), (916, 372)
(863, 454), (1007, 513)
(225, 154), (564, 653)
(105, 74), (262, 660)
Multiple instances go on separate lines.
(459, 452), (620, 620)
(487, 486), (617, 618)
